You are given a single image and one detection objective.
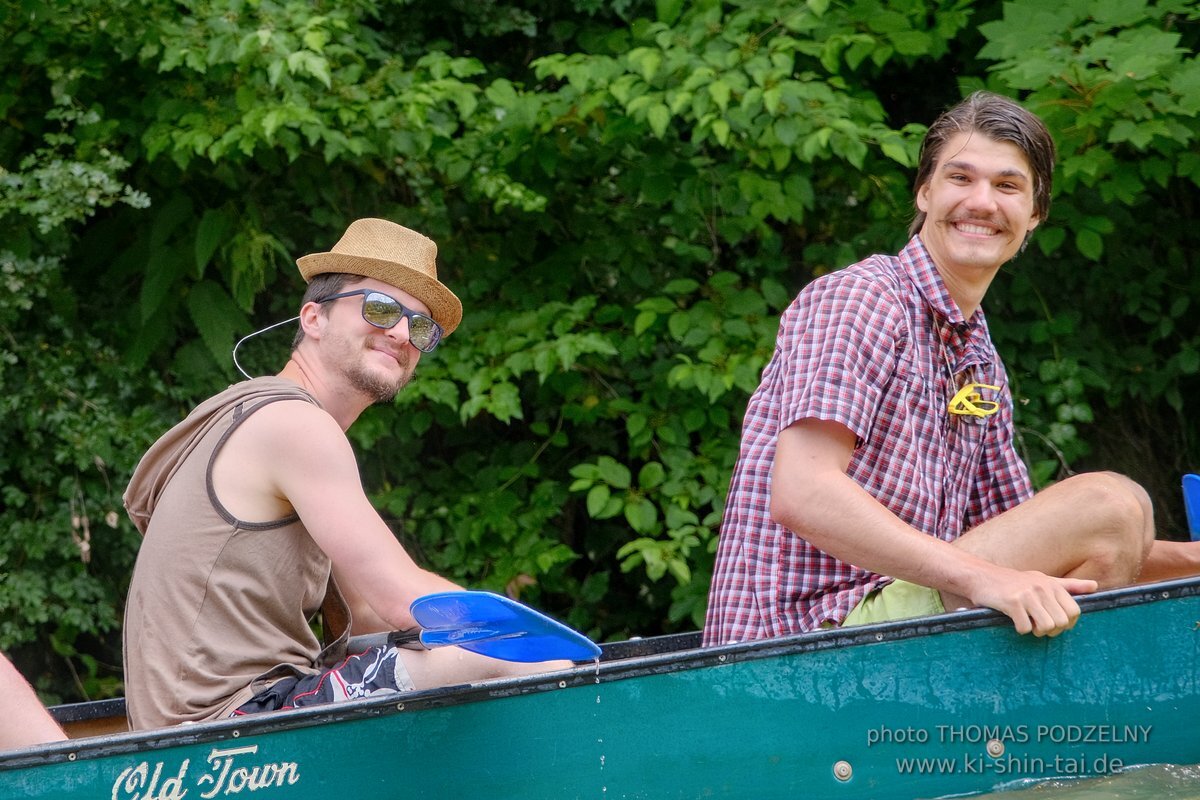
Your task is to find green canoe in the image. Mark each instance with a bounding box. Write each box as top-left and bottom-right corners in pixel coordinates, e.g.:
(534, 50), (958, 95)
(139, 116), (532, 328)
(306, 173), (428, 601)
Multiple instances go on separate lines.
(4, 577), (1199, 799)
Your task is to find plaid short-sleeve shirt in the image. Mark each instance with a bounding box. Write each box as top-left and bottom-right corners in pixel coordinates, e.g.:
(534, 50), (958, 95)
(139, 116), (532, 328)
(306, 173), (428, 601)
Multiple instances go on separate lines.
(703, 236), (1033, 645)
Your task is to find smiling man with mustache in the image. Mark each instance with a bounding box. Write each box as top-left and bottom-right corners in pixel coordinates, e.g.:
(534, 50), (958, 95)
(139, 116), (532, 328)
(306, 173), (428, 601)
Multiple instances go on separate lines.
(122, 219), (568, 730)
(705, 92), (1200, 647)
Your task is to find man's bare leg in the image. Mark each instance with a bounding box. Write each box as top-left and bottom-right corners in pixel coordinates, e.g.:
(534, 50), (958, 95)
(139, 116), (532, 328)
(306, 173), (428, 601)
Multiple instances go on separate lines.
(939, 471), (1154, 611)
(398, 648), (575, 690)
(1137, 539), (1200, 583)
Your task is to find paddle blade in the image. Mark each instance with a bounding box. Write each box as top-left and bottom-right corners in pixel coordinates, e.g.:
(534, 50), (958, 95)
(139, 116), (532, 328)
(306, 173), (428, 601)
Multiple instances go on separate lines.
(1184, 474), (1200, 541)
(411, 591), (601, 663)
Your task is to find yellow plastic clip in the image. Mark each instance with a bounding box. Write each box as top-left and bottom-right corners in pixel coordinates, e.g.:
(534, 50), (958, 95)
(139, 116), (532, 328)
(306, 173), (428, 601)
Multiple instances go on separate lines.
(948, 383), (1001, 418)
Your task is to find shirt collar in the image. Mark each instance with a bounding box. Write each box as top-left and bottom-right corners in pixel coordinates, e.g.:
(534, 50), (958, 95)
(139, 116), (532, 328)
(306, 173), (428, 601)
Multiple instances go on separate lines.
(899, 235), (978, 328)
(901, 236), (996, 374)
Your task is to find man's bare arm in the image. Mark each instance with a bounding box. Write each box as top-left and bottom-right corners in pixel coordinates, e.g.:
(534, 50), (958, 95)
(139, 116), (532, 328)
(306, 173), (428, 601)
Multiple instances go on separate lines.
(255, 401), (460, 631)
(0, 654), (66, 749)
(770, 419), (1096, 636)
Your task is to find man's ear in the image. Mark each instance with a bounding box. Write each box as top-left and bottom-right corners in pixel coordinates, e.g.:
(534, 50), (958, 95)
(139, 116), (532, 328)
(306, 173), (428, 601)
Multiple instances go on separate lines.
(297, 301), (326, 341)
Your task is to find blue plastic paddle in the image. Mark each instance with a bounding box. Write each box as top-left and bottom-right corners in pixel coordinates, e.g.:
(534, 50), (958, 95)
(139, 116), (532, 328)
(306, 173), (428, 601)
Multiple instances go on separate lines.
(409, 591), (601, 663)
(1183, 474), (1200, 541)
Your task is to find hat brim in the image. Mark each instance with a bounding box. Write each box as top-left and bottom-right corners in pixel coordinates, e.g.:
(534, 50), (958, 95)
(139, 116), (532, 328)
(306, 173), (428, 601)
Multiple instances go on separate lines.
(297, 253), (463, 335)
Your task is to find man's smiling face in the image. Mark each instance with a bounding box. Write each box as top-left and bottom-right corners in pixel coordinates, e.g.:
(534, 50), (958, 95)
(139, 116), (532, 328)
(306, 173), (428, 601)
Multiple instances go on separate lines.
(917, 130), (1041, 280)
(319, 278), (426, 404)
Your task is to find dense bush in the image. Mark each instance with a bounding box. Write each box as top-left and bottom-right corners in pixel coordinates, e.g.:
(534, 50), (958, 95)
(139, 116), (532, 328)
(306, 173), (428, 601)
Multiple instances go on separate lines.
(2, 0), (1198, 702)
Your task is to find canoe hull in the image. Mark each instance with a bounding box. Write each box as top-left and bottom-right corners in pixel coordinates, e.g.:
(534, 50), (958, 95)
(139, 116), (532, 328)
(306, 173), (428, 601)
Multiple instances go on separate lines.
(5, 578), (1200, 799)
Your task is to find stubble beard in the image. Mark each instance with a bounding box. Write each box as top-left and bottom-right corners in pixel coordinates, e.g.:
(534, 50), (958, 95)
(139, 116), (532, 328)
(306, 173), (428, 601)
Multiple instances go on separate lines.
(343, 339), (413, 404)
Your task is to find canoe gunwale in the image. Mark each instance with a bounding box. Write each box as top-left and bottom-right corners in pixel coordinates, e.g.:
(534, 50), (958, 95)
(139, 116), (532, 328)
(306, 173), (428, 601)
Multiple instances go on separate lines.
(6, 575), (1199, 771)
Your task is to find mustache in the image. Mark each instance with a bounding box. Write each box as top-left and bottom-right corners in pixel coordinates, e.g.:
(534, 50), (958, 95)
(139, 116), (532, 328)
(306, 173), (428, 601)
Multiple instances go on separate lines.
(368, 338), (412, 367)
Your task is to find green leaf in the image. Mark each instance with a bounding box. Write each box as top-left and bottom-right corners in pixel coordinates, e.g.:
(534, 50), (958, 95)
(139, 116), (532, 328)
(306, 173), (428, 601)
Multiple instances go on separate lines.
(647, 103), (671, 138)
(634, 310), (658, 336)
(194, 209), (233, 278)
(656, 0), (684, 25)
(666, 557), (691, 584)
(890, 31), (931, 57)
(708, 80), (731, 112)
(638, 461), (665, 489)
(761, 278), (790, 309)
(623, 497), (658, 533)
(880, 138), (911, 167)
(629, 48), (662, 83)
(138, 245), (187, 323)
(1036, 226), (1066, 256)
(773, 116), (801, 147)
(712, 119), (731, 146)
(303, 30), (329, 53)
(663, 279), (699, 295)
(626, 414), (648, 438)
(597, 457), (632, 489)
(586, 484), (612, 518)
(1075, 228), (1104, 261)
(486, 382), (524, 422)
(185, 280), (249, 366)
(1178, 348), (1200, 375)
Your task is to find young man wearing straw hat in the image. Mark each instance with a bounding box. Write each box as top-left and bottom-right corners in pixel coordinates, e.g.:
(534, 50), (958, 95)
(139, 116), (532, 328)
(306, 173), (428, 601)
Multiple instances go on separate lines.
(122, 218), (565, 730)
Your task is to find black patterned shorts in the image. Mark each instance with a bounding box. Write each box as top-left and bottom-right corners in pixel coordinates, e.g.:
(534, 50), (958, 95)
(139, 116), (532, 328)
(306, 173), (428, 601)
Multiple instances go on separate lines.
(233, 645), (417, 716)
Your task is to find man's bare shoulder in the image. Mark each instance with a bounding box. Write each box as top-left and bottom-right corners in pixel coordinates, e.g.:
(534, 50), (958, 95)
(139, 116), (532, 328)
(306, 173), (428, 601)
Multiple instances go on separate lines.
(217, 397), (352, 477)
(212, 397), (356, 522)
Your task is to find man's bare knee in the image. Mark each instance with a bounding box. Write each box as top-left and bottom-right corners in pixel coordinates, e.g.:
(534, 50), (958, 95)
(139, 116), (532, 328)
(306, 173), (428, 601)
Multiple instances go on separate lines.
(949, 471), (1154, 586)
(1063, 472), (1154, 583)
(1082, 472), (1152, 540)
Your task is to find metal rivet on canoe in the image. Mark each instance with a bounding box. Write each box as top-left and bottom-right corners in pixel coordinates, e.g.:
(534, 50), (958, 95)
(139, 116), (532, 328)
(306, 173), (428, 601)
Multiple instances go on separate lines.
(718, 655), (726, 662)
(67, 753), (76, 762)
(558, 680), (567, 688)
(833, 760), (853, 781)
(396, 702), (405, 711)
(874, 633), (884, 641)
(231, 730), (240, 738)
(986, 739), (1005, 758)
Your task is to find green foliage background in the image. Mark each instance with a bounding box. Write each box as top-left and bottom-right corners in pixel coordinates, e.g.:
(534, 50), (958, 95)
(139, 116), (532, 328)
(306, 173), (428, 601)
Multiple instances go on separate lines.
(2, 0), (1198, 702)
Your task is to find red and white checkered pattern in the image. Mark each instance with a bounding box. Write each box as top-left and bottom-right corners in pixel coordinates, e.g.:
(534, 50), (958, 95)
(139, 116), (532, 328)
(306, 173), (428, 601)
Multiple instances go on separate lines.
(704, 236), (1032, 645)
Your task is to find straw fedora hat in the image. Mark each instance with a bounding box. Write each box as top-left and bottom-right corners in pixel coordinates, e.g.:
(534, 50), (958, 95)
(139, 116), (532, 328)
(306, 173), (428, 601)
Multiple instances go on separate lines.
(296, 218), (463, 335)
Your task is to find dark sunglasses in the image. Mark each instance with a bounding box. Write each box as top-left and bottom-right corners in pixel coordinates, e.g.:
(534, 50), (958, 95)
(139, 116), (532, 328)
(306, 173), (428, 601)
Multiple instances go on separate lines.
(319, 290), (444, 353)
